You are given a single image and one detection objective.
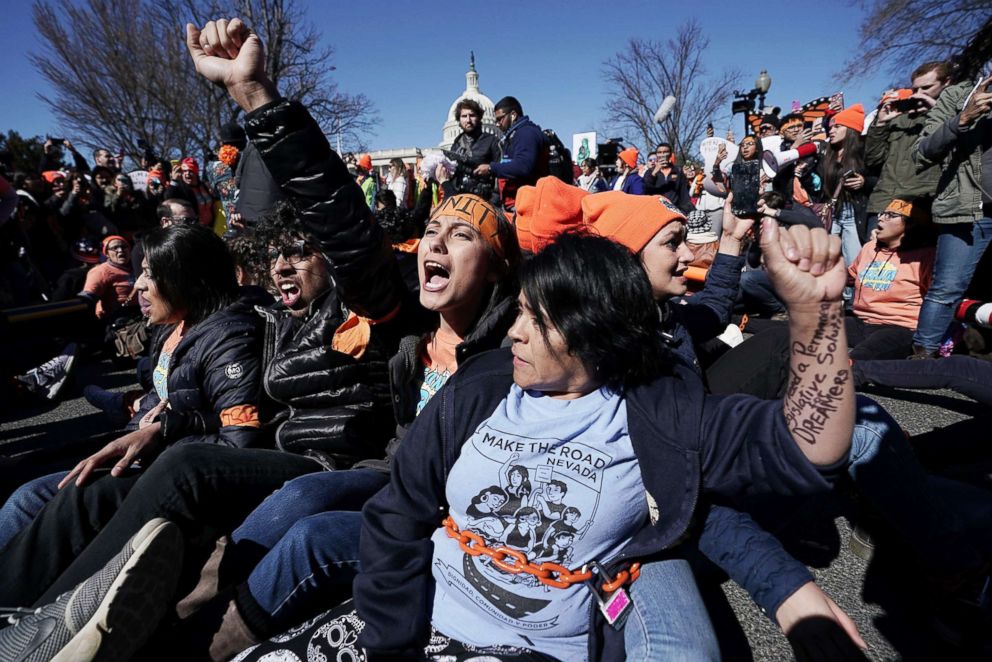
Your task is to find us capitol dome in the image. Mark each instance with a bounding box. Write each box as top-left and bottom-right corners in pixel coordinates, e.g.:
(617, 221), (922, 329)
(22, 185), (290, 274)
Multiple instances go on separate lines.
(439, 52), (498, 149)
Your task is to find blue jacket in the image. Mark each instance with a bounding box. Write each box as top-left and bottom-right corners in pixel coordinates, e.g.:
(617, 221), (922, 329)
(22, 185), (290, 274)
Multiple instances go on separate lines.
(353, 348), (837, 660)
(663, 251), (817, 623)
(490, 116), (548, 208)
(607, 171), (645, 195)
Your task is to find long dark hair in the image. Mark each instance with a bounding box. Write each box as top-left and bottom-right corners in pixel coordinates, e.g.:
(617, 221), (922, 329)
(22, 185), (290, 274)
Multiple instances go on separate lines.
(519, 231), (664, 387)
(141, 224), (239, 325)
(820, 129), (865, 205)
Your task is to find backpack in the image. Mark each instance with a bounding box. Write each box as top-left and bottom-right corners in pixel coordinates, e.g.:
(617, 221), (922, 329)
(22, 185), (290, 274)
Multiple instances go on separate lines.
(544, 130), (574, 185)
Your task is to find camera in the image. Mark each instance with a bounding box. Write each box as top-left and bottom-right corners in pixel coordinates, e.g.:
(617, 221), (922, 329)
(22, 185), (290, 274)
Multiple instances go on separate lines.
(442, 150), (495, 200)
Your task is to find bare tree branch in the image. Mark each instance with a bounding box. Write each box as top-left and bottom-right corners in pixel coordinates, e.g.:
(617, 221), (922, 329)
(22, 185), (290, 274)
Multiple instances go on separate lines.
(838, 0), (992, 82)
(30, 0), (378, 166)
(600, 20), (741, 164)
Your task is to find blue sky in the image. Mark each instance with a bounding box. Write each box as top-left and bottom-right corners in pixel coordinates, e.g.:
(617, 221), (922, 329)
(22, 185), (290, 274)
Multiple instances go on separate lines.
(2, 0), (900, 154)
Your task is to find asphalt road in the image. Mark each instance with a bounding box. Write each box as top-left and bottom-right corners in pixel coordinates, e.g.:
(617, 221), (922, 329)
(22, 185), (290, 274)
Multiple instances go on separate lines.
(1, 355), (990, 661)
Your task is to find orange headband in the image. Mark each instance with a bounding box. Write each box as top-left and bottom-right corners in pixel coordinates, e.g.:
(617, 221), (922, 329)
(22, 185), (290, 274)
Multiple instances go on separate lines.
(883, 199), (913, 217)
(781, 118), (803, 131)
(430, 193), (504, 258)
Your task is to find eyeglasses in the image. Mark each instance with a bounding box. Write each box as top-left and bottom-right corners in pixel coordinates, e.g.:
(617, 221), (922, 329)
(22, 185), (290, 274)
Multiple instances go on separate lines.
(740, 140), (757, 148)
(106, 245), (128, 252)
(493, 113), (508, 123)
(759, 125), (776, 134)
(268, 239), (315, 264)
(170, 215), (197, 225)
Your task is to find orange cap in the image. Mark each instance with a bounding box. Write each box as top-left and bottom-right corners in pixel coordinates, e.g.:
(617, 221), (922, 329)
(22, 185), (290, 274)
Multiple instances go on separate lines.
(833, 103), (865, 133)
(583, 192), (686, 253)
(514, 176), (589, 254)
(618, 147), (639, 169)
(358, 154), (373, 171)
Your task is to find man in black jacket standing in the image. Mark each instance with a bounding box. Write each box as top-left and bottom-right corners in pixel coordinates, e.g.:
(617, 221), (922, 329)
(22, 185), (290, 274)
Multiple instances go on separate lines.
(447, 98), (500, 199)
(643, 142), (694, 213)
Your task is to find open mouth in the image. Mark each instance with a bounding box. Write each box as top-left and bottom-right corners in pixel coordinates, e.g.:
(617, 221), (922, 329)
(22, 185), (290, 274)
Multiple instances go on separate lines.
(422, 261), (451, 292)
(278, 281), (302, 308)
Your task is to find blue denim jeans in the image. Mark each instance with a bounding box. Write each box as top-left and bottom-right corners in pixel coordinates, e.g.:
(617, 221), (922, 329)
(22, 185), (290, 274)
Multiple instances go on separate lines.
(625, 558), (720, 661)
(737, 269), (785, 315)
(831, 203), (863, 267)
(231, 468), (389, 634)
(0, 471), (67, 551)
(853, 355), (992, 406)
(848, 396), (992, 570)
(913, 218), (992, 351)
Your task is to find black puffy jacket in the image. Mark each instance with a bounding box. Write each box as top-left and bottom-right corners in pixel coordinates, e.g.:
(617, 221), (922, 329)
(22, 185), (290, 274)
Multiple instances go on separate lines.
(133, 290), (266, 448)
(257, 288), (399, 469)
(245, 98), (517, 469)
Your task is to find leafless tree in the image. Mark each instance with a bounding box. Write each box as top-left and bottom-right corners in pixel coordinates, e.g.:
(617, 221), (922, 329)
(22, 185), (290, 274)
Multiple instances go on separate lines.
(30, 0), (378, 168)
(838, 1), (992, 82)
(601, 20), (741, 164)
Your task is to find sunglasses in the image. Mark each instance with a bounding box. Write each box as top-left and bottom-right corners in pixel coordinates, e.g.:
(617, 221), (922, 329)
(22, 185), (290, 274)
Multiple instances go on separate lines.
(268, 239), (315, 264)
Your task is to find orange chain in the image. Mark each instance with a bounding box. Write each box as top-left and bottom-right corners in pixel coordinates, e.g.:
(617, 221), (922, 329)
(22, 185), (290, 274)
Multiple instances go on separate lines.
(442, 516), (640, 592)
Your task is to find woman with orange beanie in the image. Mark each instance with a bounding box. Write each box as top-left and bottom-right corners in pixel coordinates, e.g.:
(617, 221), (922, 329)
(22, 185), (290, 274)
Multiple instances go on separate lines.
(816, 104), (874, 284)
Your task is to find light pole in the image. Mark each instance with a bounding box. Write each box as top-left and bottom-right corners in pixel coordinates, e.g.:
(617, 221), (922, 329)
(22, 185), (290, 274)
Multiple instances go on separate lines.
(731, 70), (773, 136)
(755, 70), (772, 113)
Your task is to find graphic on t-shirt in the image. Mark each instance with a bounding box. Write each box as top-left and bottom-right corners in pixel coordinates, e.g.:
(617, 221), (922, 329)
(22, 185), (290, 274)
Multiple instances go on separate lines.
(434, 421), (610, 627)
(416, 365), (452, 415)
(859, 260), (898, 291)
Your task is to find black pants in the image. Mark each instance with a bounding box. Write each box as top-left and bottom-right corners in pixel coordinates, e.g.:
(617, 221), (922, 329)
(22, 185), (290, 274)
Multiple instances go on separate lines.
(844, 318), (914, 361)
(705, 318), (916, 399)
(0, 444), (321, 607)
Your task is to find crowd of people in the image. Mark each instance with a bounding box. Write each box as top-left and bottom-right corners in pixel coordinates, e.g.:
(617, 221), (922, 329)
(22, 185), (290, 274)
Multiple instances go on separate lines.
(1, 14), (991, 662)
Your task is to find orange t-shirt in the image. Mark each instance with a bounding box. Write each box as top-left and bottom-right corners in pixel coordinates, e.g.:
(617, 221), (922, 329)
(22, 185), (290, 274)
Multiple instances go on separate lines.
(83, 262), (134, 318)
(415, 327), (462, 415)
(849, 240), (935, 330)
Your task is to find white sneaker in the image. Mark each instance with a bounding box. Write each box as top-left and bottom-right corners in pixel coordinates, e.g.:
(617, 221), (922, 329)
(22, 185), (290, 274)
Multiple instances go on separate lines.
(0, 518), (183, 661)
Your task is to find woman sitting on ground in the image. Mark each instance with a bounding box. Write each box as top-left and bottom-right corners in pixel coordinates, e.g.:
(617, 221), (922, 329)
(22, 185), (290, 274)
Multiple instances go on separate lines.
(232, 218), (854, 661)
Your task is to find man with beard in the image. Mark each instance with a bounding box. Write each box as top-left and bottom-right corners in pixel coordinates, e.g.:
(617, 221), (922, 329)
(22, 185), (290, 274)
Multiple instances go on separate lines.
(446, 99), (500, 198)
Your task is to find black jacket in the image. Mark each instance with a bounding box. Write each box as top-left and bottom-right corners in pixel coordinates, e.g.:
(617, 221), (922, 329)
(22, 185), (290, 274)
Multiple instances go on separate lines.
(257, 289), (398, 469)
(643, 164), (695, 213)
(244, 99), (516, 469)
(133, 291), (266, 449)
(354, 348), (836, 660)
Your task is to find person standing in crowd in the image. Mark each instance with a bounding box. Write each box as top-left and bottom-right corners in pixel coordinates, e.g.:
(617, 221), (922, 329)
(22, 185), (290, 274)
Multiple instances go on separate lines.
(911, 72), (992, 358)
(473, 96), (548, 212)
(609, 147), (644, 194)
(205, 122), (247, 231)
(643, 142), (694, 212)
(865, 61), (951, 234)
(448, 98), (500, 198)
(92, 147), (120, 174)
(355, 153), (377, 209)
(577, 157), (608, 192)
(166, 157), (217, 227)
(817, 104), (871, 283)
(384, 157), (410, 209)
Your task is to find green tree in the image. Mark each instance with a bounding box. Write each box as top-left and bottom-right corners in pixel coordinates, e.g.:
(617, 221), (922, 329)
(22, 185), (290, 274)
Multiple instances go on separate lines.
(0, 131), (55, 174)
